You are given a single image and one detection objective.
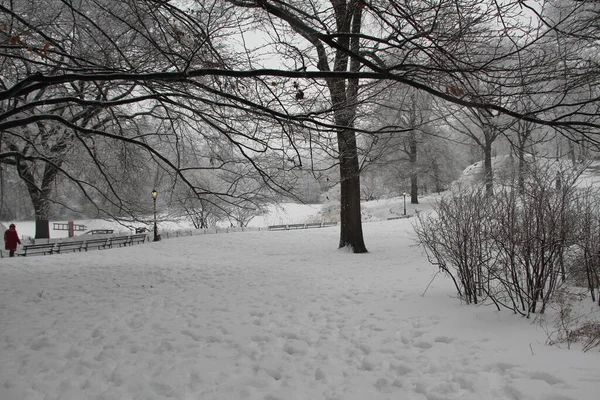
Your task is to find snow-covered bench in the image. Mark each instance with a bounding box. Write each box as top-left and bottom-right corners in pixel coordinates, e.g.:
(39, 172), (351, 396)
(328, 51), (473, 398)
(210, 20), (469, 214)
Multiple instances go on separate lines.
(18, 243), (56, 256)
(54, 240), (85, 253)
(107, 236), (130, 248)
(268, 222), (338, 231)
(287, 224), (306, 230)
(129, 233), (148, 245)
(83, 238), (109, 251)
(268, 225), (288, 231)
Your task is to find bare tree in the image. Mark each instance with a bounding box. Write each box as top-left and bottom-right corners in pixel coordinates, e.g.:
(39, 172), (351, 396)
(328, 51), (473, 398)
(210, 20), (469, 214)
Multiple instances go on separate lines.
(364, 85), (437, 203)
(2, 0), (600, 250)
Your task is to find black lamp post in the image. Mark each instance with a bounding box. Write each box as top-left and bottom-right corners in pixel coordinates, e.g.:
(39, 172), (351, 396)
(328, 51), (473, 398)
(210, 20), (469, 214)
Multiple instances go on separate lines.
(151, 189), (159, 241)
(403, 192), (407, 216)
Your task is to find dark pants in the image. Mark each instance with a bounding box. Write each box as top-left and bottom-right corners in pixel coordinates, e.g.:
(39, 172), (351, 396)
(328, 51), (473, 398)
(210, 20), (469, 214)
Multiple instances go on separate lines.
(9, 250), (15, 257)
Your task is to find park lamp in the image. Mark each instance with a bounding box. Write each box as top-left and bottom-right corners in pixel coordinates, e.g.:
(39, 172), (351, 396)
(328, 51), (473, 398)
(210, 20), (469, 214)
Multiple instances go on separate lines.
(152, 189), (159, 241)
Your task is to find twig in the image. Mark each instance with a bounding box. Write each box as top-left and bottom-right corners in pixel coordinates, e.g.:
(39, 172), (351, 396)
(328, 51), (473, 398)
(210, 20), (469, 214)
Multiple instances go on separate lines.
(422, 271), (441, 297)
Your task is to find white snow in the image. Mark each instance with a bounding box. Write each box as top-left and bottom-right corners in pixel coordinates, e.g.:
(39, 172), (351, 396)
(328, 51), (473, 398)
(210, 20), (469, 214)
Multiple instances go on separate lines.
(1, 197), (599, 400)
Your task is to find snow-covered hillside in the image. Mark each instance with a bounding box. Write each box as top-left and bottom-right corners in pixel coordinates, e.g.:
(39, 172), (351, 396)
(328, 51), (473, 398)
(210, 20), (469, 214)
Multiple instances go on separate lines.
(2, 195), (435, 241)
(1, 214), (599, 400)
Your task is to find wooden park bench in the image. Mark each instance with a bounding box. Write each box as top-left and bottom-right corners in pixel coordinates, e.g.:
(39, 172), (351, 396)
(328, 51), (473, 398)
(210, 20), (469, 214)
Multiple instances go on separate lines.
(129, 233), (147, 245)
(18, 243), (56, 256)
(268, 225), (288, 231)
(14, 232), (148, 257)
(107, 235), (130, 248)
(83, 237), (109, 251)
(54, 240), (85, 254)
(387, 215), (410, 220)
(268, 221), (338, 231)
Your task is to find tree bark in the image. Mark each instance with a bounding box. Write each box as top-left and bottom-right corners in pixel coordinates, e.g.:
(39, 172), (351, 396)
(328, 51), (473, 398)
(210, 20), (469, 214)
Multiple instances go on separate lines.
(483, 127), (494, 196)
(409, 130), (419, 204)
(432, 160), (443, 193)
(328, 3), (367, 253)
(338, 128), (366, 252)
(17, 158), (59, 239)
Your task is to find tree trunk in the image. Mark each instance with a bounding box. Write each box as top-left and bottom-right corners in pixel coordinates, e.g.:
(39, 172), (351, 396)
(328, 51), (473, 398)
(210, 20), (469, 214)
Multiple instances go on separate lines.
(18, 160), (58, 239)
(517, 144), (526, 194)
(31, 190), (51, 239)
(409, 130), (419, 204)
(338, 129), (367, 252)
(483, 137), (494, 196)
(568, 140), (576, 166)
(432, 160), (443, 192)
(329, 4), (367, 253)
(35, 220), (50, 240)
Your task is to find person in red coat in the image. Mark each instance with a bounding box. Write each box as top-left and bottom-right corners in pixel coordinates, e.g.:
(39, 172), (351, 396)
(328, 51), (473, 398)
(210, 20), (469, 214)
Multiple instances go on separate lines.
(4, 223), (21, 257)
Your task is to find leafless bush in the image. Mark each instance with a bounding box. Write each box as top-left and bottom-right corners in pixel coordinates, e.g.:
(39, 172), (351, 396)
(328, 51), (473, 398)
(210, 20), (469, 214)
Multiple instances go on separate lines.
(414, 186), (496, 305)
(489, 167), (578, 316)
(569, 188), (600, 306)
(415, 164), (600, 318)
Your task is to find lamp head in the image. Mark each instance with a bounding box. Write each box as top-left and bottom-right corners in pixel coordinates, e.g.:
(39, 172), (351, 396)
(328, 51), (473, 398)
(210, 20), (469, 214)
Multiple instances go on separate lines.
(151, 189), (158, 199)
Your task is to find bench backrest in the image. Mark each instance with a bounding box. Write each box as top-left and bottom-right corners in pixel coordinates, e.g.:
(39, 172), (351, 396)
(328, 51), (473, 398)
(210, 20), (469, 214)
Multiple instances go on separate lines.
(130, 234), (147, 242)
(86, 238), (108, 243)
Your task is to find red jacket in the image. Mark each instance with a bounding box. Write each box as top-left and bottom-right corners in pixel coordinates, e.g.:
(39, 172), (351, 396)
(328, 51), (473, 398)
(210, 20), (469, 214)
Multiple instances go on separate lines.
(4, 228), (21, 251)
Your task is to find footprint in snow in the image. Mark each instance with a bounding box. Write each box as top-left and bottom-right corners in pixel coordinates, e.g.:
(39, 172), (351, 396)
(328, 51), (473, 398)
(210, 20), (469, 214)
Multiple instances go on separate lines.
(361, 353), (383, 371)
(249, 311), (265, 317)
(251, 334), (272, 343)
(283, 339), (309, 355)
(527, 371), (565, 386)
(484, 362), (518, 374)
(434, 336), (455, 344)
(180, 329), (202, 341)
(390, 361), (413, 376)
(413, 340), (433, 350)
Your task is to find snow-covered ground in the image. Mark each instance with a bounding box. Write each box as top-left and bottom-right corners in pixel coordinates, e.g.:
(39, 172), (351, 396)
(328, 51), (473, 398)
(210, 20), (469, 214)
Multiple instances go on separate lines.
(1, 198), (599, 400)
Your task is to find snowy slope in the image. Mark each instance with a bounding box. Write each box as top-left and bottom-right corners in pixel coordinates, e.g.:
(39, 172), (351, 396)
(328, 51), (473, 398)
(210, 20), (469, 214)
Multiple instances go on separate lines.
(1, 216), (599, 399)
(2, 196), (431, 241)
